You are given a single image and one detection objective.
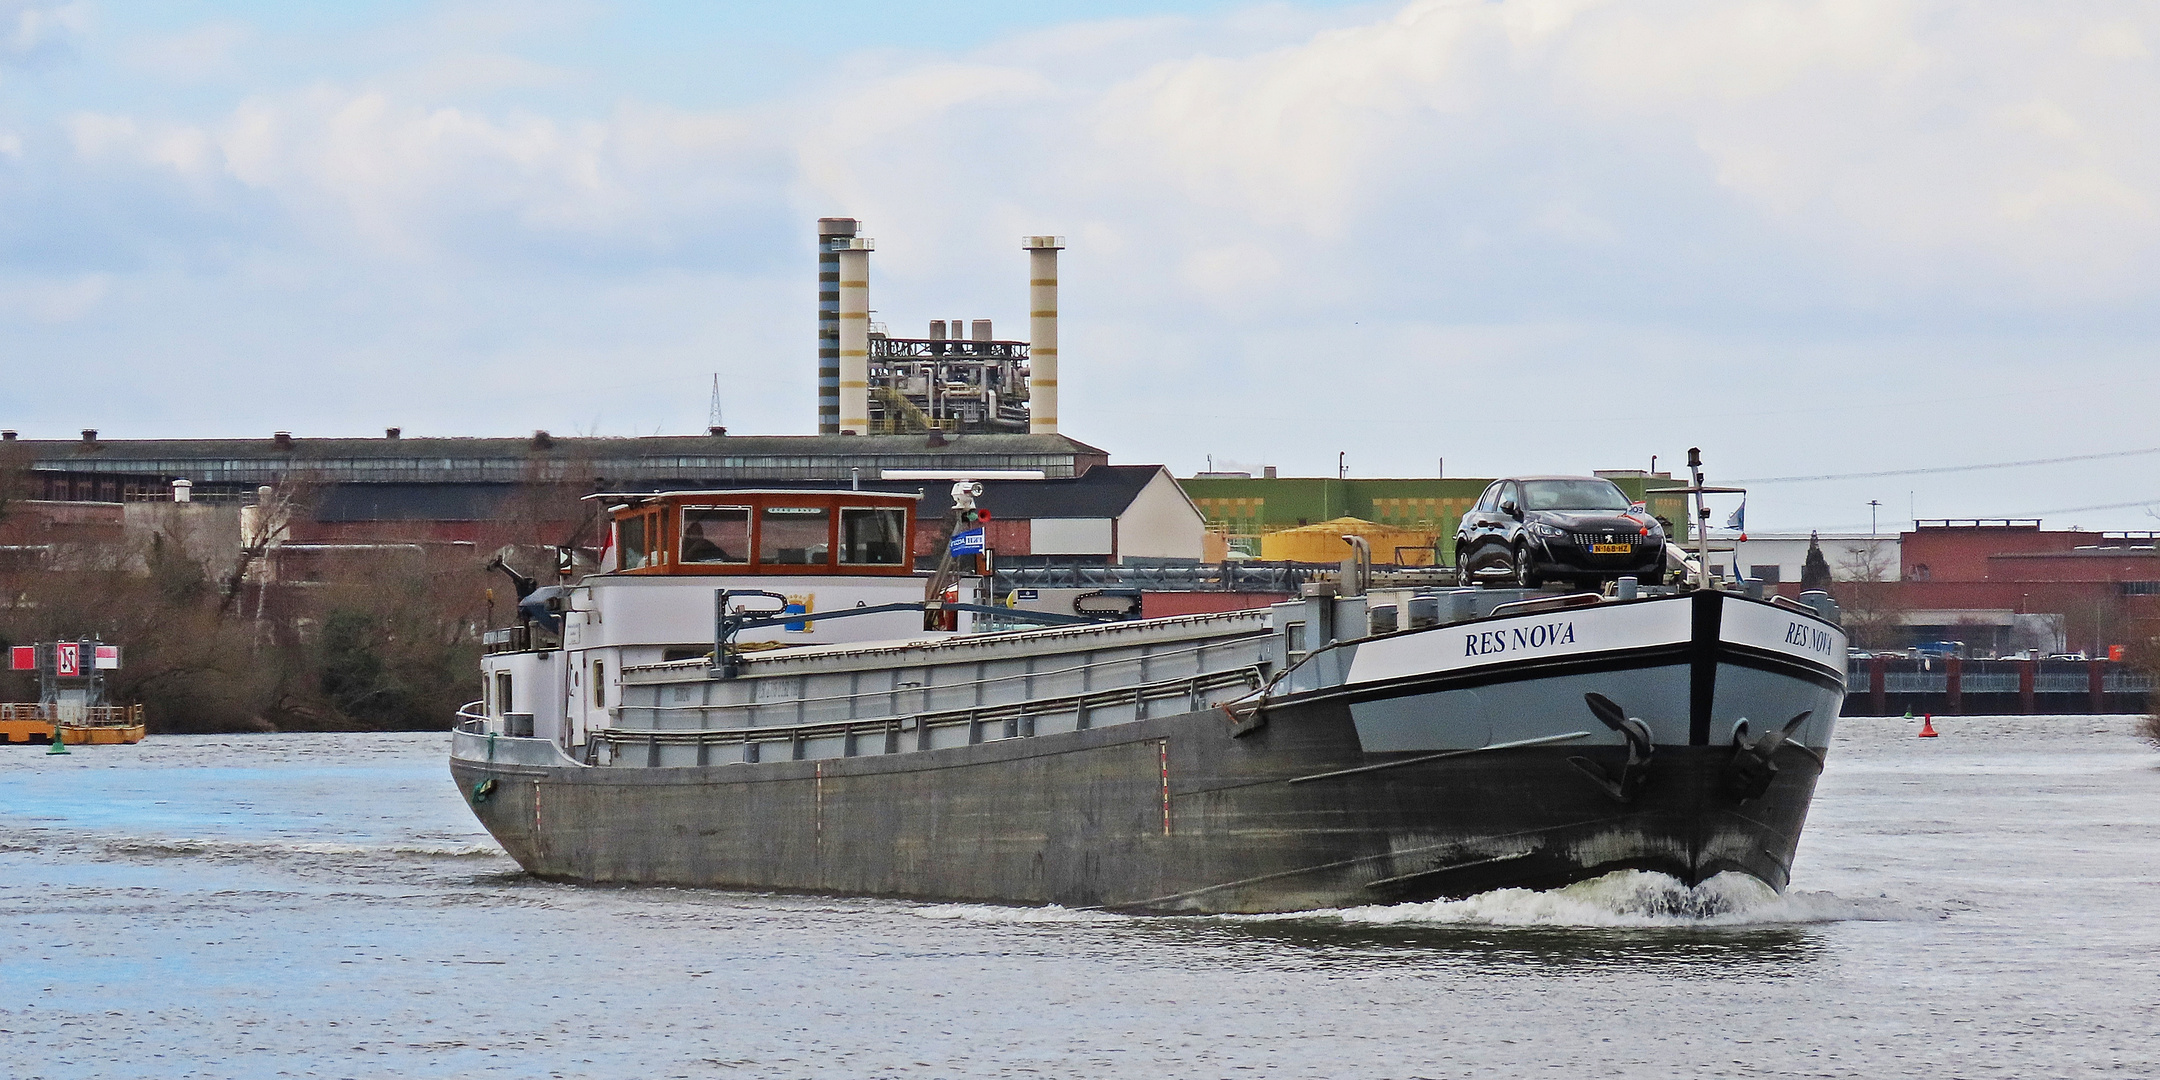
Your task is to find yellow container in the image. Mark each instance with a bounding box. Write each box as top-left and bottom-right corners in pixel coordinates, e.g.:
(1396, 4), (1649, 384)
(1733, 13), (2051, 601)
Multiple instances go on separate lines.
(1259, 517), (1439, 565)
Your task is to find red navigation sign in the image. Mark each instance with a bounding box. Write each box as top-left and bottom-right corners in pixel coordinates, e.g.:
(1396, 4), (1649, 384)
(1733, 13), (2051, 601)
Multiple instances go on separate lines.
(9, 641), (124, 675)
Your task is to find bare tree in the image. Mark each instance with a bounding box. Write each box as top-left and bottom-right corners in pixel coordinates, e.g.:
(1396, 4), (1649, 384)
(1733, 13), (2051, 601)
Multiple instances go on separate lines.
(0, 503), (281, 732)
(1831, 541), (1905, 650)
(217, 472), (321, 615)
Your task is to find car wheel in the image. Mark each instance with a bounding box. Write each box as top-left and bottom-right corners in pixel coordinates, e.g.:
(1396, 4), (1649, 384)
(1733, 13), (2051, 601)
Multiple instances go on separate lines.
(1513, 543), (1541, 588)
(1456, 545), (1478, 587)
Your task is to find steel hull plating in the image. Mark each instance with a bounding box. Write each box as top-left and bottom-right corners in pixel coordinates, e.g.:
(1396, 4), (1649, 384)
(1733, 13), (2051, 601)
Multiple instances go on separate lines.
(452, 665), (1831, 914)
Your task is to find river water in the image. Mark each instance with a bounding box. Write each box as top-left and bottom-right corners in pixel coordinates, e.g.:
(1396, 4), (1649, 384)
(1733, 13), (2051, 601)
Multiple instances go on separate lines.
(3, 716), (2156, 1078)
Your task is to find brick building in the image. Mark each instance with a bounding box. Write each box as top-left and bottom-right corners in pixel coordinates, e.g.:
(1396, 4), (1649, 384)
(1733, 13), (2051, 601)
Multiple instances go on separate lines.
(1777, 519), (2160, 656)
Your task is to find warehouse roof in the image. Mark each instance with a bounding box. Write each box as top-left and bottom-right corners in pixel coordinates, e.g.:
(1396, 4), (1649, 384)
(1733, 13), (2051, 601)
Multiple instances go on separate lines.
(11, 432), (1111, 486)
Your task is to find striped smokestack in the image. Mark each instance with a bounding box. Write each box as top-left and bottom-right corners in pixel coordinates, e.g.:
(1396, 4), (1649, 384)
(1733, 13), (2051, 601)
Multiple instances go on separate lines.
(836, 237), (874, 435)
(816, 217), (859, 434)
(1023, 235), (1064, 436)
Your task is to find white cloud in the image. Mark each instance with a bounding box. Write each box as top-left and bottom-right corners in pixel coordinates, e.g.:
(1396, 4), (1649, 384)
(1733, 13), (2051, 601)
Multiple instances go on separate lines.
(1068, 0), (2160, 300)
(2, 1), (86, 68)
(6, 0), (2160, 527)
(122, 20), (250, 80)
(42, 0), (2160, 301)
(0, 273), (107, 321)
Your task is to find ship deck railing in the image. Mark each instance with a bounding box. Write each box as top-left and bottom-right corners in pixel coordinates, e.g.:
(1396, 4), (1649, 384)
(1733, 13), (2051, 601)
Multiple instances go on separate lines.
(452, 709), (591, 768)
(619, 631), (1273, 726)
(0, 703), (144, 728)
(622, 608), (1274, 677)
(593, 664), (1267, 767)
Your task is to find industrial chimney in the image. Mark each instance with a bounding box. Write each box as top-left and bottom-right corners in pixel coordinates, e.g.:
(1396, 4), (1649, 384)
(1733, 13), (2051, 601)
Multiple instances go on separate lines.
(836, 237), (875, 435)
(1023, 236), (1064, 436)
(816, 218), (860, 435)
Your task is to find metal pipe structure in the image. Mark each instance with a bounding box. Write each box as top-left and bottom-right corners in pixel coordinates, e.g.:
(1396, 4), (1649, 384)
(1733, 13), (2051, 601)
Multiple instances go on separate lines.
(1690, 448), (1711, 591)
(816, 218), (859, 435)
(1023, 236), (1064, 436)
(836, 238), (874, 435)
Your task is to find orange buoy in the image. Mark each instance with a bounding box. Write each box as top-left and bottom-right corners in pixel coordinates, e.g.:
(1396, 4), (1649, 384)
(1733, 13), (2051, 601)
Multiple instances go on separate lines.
(1918, 714), (1938, 738)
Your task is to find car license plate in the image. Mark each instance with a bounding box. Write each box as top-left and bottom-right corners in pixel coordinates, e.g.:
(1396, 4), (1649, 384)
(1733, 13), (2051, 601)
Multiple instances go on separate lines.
(1591, 543), (1631, 554)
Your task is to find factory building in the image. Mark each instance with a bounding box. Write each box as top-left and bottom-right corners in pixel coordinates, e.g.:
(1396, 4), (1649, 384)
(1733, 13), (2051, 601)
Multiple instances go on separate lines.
(4, 430), (1106, 502)
(817, 219), (1060, 437)
(1878, 520), (2158, 656)
(4, 424), (1097, 500)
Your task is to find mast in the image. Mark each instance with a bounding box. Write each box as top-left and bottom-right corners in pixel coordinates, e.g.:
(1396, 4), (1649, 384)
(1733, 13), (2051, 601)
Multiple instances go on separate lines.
(1648, 447), (1745, 591)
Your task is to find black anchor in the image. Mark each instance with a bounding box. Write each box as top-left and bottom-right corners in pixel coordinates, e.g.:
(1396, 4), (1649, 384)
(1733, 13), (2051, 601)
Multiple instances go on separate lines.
(1723, 710), (1813, 803)
(1569, 692), (1656, 803)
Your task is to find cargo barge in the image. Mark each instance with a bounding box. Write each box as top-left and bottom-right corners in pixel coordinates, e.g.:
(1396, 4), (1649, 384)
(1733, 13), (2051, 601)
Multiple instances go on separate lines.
(5, 641), (145, 746)
(0, 704), (147, 745)
(450, 469), (1847, 913)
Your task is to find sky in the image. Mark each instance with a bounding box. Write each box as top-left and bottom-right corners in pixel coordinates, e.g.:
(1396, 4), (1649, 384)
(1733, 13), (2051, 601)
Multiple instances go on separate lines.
(4, 0), (2159, 533)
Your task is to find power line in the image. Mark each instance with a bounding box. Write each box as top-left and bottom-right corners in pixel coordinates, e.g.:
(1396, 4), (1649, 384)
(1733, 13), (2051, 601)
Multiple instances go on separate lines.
(1777, 495), (2160, 533)
(1736, 447), (2160, 484)
(2006, 496), (2160, 517)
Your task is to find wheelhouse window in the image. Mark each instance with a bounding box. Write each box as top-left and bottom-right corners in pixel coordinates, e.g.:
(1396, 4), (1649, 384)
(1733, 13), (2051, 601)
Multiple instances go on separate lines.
(760, 506), (831, 566)
(619, 514), (650, 570)
(839, 507), (906, 566)
(680, 506), (751, 565)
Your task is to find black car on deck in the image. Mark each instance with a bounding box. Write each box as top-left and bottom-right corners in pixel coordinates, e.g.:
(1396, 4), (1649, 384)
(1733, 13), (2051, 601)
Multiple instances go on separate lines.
(1455, 476), (1667, 588)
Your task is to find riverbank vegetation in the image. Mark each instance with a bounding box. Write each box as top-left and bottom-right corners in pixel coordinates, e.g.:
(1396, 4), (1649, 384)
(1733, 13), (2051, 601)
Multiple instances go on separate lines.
(0, 462), (578, 733)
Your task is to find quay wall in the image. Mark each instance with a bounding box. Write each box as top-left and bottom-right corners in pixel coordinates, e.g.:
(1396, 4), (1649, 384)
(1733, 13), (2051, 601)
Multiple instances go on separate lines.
(1841, 656), (2151, 716)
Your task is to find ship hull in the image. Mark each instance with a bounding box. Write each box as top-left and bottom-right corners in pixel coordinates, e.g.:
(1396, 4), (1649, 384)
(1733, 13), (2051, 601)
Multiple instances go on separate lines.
(451, 656), (1833, 913)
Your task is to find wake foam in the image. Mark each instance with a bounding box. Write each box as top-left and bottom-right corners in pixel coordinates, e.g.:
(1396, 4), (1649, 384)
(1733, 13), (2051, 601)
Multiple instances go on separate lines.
(907, 903), (1123, 924)
(901, 872), (1930, 928)
(1288, 870), (1933, 928)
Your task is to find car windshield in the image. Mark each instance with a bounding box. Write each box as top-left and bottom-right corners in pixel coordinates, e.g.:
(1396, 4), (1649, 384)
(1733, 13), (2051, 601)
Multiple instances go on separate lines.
(1521, 479), (1631, 511)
